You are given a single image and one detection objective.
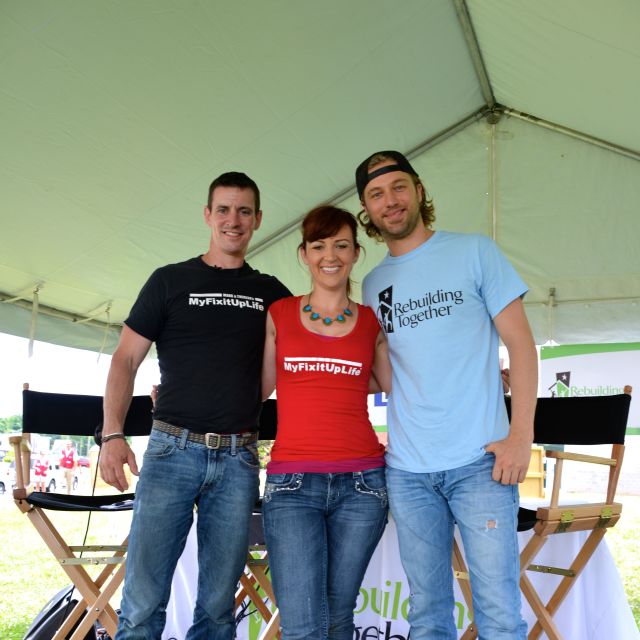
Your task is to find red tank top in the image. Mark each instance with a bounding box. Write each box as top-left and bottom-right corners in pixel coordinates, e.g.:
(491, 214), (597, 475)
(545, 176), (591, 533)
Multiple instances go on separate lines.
(268, 296), (384, 472)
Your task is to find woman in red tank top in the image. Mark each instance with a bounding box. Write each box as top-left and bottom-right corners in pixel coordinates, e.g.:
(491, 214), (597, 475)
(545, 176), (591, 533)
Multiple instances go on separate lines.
(261, 205), (391, 640)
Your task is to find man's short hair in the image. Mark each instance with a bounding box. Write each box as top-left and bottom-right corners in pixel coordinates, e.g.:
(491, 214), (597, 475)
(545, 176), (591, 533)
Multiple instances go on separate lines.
(207, 172), (261, 212)
(356, 151), (435, 242)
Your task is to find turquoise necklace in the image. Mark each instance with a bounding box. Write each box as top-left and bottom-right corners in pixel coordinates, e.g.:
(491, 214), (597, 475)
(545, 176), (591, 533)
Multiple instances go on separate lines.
(303, 296), (353, 325)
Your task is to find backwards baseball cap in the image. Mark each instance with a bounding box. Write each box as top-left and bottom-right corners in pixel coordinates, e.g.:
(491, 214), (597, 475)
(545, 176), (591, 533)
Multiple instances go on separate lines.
(355, 150), (419, 199)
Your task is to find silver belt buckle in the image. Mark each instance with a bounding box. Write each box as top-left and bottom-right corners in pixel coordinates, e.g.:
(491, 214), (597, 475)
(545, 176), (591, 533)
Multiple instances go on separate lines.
(205, 433), (222, 449)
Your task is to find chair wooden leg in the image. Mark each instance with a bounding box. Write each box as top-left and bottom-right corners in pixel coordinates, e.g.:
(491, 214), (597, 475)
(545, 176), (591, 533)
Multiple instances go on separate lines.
(69, 561), (127, 640)
(52, 600), (85, 640)
(26, 507), (127, 639)
(519, 531), (548, 573)
(526, 527), (607, 639)
(260, 608), (281, 640)
(521, 573), (562, 640)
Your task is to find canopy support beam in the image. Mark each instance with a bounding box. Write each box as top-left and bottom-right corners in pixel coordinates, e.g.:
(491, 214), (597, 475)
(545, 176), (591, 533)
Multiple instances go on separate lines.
(503, 107), (640, 163)
(0, 290), (116, 332)
(453, 0), (496, 109)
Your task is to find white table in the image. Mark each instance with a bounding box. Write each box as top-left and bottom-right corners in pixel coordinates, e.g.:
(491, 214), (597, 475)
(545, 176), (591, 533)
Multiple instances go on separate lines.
(163, 519), (638, 640)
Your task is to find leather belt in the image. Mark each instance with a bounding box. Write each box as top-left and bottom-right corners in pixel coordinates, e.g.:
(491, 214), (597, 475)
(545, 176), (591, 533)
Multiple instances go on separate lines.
(153, 420), (257, 450)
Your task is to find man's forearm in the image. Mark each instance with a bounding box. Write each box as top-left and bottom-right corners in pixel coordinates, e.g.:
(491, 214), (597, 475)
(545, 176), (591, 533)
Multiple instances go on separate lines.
(506, 340), (537, 443)
(103, 356), (137, 436)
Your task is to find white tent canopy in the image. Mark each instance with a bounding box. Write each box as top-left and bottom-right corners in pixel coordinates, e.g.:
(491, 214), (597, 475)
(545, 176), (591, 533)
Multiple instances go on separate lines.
(1, 0), (639, 353)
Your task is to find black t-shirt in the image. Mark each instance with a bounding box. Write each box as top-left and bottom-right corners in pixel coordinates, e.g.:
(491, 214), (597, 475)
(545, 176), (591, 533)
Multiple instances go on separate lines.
(125, 257), (290, 433)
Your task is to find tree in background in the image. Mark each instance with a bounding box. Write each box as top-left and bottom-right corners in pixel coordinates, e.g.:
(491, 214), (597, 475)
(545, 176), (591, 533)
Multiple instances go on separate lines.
(0, 415), (22, 433)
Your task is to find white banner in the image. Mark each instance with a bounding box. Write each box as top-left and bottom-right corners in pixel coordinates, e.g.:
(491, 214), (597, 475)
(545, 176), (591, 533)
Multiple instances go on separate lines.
(540, 343), (639, 432)
(163, 519), (637, 640)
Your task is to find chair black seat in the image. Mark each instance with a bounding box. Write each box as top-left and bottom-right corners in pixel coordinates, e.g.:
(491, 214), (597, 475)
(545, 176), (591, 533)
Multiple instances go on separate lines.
(26, 491), (135, 512)
(517, 506), (538, 532)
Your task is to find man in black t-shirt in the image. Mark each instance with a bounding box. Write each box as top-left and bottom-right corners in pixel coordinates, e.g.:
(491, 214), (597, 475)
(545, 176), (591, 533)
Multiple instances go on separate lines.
(100, 172), (289, 640)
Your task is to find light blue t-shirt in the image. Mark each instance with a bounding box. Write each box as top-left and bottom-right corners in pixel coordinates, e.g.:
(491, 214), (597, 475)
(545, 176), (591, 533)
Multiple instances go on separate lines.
(363, 231), (528, 473)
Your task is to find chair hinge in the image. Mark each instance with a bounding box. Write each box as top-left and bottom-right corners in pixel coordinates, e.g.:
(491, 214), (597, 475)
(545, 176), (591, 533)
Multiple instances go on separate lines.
(596, 506), (614, 528)
(555, 510), (574, 533)
(528, 564), (576, 578)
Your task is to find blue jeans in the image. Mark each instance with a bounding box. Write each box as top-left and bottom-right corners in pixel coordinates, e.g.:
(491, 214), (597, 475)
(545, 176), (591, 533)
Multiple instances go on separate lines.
(116, 428), (259, 640)
(387, 454), (526, 640)
(263, 469), (388, 640)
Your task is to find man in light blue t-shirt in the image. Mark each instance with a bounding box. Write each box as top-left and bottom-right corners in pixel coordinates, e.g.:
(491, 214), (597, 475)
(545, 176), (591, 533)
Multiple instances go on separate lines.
(356, 150), (538, 640)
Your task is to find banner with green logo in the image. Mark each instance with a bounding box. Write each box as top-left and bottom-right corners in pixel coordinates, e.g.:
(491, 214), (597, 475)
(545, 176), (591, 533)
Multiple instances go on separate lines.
(160, 517), (637, 638)
(540, 343), (639, 434)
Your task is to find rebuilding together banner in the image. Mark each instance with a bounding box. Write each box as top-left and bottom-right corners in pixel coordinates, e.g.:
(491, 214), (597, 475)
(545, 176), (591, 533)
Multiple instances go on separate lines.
(540, 342), (639, 434)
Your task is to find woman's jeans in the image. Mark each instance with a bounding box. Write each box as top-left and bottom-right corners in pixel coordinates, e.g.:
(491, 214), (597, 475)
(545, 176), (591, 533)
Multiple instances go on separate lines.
(116, 427), (259, 640)
(263, 469), (388, 640)
(387, 453), (526, 640)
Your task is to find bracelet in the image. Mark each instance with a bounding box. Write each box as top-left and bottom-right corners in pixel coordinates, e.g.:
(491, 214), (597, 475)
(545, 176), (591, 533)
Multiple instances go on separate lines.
(102, 432), (126, 444)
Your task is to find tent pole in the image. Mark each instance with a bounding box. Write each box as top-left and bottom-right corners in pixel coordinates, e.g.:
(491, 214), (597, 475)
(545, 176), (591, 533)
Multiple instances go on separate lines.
(489, 122), (498, 242)
(503, 108), (640, 163)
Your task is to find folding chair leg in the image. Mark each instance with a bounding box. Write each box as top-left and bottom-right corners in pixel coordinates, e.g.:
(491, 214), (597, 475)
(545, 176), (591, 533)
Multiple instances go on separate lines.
(260, 608), (281, 640)
(52, 600), (86, 640)
(527, 527), (607, 640)
(519, 531), (549, 572)
(235, 550), (281, 640)
(520, 574), (562, 640)
(70, 561), (127, 640)
(238, 573), (274, 622)
(26, 506), (126, 639)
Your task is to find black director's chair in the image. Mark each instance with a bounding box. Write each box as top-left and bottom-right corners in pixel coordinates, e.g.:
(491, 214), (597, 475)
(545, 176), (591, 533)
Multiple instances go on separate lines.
(11, 384), (153, 640)
(457, 387), (632, 640)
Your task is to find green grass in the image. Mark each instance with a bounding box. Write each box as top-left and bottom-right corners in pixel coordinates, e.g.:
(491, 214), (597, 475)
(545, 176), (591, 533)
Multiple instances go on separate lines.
(0, 497), (132, 639)
(0, 494), (638, 639)
(607, 494), (640, 630)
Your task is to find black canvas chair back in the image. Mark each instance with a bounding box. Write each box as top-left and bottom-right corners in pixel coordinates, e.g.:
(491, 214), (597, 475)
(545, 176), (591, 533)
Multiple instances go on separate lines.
(505, 393), (630, 446)
(22, 388), (153, 439)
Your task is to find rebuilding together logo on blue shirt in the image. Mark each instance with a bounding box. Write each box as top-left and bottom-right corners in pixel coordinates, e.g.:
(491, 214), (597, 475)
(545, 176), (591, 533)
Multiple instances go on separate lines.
(376, 286), (464, 332)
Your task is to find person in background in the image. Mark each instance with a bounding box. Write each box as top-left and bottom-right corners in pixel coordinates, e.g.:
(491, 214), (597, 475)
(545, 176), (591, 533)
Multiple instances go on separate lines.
(33, 450), (49, 492)
(59, 440), (76, 494)
(356, 150), (537, 639)
(261, 205), (391, 640)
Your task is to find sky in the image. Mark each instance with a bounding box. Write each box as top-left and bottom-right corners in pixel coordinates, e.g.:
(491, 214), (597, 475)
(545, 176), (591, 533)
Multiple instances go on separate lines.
(0, 332), (159, 418)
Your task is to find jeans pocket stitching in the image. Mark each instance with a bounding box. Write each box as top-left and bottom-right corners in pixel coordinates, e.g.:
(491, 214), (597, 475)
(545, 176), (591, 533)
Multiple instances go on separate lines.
(263, 473), (304, 503)
(354, 472), (388, 507)
(237, 447), (260, 470)
(144, 438), (176, 459)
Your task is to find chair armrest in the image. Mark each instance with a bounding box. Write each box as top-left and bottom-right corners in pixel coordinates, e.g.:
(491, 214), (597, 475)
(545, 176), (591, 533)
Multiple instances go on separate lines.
(545, 450), (617, 467)
(10, 435), (32, 490)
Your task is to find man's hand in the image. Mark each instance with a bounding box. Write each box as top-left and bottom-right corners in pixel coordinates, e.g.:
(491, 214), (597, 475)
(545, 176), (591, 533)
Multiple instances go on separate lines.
(485, 432), (532, 485)
(99, 439), (139, 492)
(501, 368), (510, 394)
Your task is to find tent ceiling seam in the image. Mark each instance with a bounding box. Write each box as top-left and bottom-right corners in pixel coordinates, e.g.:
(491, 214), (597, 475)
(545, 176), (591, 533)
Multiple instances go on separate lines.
(453, 0), (496, 109)
(246, 106), (489, 260)
(502, 108), (640, 162)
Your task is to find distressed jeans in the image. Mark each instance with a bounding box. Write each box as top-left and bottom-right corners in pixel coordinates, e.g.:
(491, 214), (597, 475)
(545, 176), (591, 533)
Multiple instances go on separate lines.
(116, 427), (259, 640)
(387, 453), (526, 640)
(263, 469), (388, 640)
